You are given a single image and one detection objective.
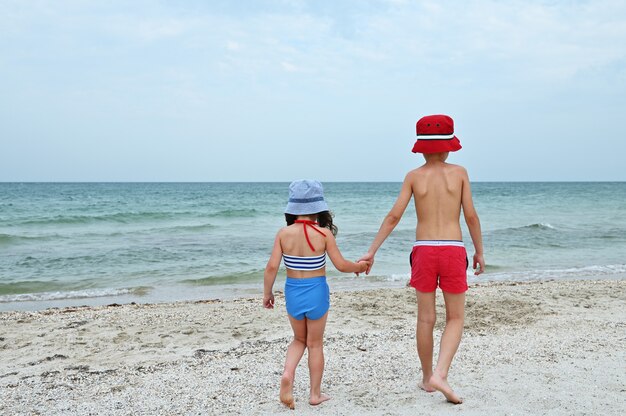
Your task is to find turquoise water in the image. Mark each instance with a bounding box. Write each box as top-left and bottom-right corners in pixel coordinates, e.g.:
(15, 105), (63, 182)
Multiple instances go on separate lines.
(1, 182), (625, 311)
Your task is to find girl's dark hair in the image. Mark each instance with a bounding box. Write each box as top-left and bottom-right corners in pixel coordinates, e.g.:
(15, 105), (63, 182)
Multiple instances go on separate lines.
(285, 211), (338, 236)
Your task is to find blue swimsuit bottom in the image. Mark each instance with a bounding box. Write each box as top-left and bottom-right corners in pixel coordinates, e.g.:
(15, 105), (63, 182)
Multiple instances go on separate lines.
(284, 276), (330, 321)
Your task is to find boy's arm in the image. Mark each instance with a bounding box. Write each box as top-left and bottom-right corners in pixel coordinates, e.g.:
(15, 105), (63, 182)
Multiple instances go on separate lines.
(359, 174), (413, 274)
(263, 232), (283, 308)
(326, 232), (369, 274)
(460, 169), (485, 275)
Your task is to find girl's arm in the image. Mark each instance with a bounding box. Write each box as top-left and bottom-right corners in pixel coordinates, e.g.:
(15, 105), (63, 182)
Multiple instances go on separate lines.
(325, 232), (369, 274)
(263, 232), (283, 308)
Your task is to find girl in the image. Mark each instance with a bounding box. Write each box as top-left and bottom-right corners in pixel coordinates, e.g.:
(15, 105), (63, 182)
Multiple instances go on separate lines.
(263, 180), (369, 409)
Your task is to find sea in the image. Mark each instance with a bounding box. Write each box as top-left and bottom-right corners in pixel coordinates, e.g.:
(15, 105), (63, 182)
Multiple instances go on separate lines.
(1, 182), (625, 311)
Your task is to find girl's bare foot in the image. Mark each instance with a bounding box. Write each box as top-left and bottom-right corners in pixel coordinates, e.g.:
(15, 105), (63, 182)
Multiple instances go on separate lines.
(429, 371), (463, 404)
(418, 379), (436, 393)
(280, 375), (295, 409)
(309, 393), (331, 406)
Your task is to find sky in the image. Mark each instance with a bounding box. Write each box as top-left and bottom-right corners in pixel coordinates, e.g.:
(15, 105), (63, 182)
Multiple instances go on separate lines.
(1, 0), (625, 182)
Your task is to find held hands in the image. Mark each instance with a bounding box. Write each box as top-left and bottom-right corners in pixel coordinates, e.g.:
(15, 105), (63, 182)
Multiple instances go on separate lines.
(473, 253), (485, 275)
(355, 260), (371, 276)
(357, 252), (375, 275)
(263, 293), (275, 309)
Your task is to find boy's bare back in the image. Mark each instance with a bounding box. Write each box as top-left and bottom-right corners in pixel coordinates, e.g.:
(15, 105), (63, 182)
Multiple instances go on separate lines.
(408, 156), (468, 241)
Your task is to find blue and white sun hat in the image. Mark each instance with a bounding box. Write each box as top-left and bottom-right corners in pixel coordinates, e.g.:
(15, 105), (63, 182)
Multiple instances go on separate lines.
(285, 180), (329, 215)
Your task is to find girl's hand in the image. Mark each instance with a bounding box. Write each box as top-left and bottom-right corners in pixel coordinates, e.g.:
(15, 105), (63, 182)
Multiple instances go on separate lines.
(357, 252), (375, 275)
(355, 260), (370, 276)
(263, 293), (275, 309)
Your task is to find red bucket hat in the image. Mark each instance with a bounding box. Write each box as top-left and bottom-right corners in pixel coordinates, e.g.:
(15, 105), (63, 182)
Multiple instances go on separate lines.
(411, 114), (462, 154)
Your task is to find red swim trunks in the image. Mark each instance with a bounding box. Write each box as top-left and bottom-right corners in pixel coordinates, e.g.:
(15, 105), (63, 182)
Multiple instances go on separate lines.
(410, 241), (468, 293)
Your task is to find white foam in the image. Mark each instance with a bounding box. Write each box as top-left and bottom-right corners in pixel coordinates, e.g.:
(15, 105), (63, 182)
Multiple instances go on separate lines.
(388, 273), (411, 282)
(0, 287), (137, 303)
(473, 264), (626, 282)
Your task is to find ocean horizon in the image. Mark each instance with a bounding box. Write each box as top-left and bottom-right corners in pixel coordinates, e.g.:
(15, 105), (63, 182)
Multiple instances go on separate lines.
(1, 181), (625, 311)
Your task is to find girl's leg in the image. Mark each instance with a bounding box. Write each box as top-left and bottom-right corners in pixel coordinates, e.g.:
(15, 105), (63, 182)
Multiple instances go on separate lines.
(430, 291), (465, 404)
(305, 312), (330, 405)
(416, 290), (437, 392)
(280, 315), (307, 409)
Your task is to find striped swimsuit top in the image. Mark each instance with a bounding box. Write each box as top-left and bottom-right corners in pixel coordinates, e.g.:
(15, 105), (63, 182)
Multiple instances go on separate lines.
(282, 220), (327, 271)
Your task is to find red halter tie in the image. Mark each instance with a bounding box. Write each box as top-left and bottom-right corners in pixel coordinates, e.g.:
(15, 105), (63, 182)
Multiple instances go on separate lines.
(294, 219), (325, 251)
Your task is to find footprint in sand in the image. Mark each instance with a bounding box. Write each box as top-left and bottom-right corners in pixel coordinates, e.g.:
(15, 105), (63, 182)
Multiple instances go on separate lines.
(113, 332), (130, 344)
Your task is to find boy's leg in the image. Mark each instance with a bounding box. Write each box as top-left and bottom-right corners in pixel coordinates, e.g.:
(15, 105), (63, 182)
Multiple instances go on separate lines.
(281, 315), (307, 409)
(430, 291), (465, 404)
(416, 290), (437, 392)
(305, 312), (330, 405)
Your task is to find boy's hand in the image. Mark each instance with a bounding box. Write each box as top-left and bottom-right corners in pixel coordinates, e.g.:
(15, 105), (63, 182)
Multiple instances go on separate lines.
(263, 293), (275, 309)
(473, 253), (485, 275)
(357, 252), (375, 275)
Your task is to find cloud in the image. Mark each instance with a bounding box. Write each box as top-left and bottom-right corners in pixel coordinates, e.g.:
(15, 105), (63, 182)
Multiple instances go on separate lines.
(281, 61), (299, 72)
(226, 40), (240, 51)
(132, 18), (189, 41)
(1, 0), (625, 180)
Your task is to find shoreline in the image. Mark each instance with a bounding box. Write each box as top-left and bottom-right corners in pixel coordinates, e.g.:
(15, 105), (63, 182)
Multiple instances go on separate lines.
(2, 271), (626, 313)
(1, 278), (625, 415)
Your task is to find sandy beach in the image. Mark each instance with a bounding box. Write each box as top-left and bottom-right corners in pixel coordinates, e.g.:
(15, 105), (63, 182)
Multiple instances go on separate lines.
(1, 279), (625, 415)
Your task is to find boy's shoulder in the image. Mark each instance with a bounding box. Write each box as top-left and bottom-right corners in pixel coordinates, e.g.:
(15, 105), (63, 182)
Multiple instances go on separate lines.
(444, 163), (468, 175)
(407, 162), (468, 177)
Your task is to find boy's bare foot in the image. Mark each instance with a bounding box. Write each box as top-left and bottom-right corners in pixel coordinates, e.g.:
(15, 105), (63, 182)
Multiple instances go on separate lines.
(418, 380), (436, 393)
(309, 393), (331, 406)
(429, 371), (463, 404)
(280, 375), (295, 409)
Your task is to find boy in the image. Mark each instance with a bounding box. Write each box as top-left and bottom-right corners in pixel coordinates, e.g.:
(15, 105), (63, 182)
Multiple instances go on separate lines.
(359, 114), (484, 404)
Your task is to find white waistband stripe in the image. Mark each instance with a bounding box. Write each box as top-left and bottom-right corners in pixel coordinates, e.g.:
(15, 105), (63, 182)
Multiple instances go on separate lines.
(413, 240), (464, 247)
